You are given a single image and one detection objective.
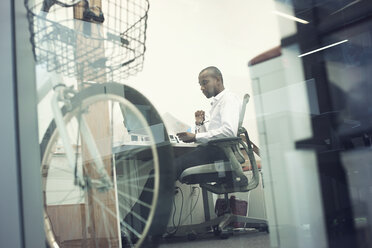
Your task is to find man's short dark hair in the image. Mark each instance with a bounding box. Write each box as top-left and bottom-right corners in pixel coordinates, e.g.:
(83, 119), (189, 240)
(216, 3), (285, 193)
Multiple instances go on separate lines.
(200, 66), (224, 84)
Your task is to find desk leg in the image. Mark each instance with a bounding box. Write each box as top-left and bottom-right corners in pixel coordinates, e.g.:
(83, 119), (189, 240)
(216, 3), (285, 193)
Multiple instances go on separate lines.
(202, 188), (215, 221)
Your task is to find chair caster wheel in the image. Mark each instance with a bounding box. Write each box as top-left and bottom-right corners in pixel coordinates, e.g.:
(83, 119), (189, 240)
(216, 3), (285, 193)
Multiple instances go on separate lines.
(219, 230), (231, 239)
(258, 225), (269, 233)
(213, 225), (221, 236)
(187, 231), (197, 241)
(213, 225), (232, 239)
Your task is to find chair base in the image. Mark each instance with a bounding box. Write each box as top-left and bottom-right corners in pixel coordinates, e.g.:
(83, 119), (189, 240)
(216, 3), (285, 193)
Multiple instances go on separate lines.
(166, 214), (268, 239)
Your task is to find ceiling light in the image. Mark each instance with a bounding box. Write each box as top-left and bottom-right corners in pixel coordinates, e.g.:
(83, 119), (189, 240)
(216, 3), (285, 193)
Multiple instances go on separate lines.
(298, 40), (348, 58)
(272, 10), (309, 24)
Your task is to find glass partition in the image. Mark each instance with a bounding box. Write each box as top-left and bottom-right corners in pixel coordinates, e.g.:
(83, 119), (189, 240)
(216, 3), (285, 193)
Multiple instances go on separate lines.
(14, 0), (372, 247)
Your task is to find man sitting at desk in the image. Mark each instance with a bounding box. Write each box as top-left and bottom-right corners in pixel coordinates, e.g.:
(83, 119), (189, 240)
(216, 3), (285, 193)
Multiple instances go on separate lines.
(175, 66), (242, 178)
(122, 66), (242, 243)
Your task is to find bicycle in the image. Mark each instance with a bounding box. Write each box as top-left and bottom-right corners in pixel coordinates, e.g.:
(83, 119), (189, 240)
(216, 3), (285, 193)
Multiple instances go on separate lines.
(25, 0), (175, 247)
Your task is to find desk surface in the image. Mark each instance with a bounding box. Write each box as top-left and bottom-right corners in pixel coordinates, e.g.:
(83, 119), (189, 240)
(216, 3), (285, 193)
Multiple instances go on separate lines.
(171, 142), (198, 148)
(113, 142), (198, 159)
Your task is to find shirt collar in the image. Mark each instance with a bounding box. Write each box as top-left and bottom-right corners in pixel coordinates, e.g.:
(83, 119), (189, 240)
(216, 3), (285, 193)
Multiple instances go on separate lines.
(211, 89), (226, 106)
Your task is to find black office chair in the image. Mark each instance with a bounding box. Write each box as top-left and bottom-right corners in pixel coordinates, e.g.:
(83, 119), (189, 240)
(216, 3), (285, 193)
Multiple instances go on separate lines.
(177, 93), (268, 238)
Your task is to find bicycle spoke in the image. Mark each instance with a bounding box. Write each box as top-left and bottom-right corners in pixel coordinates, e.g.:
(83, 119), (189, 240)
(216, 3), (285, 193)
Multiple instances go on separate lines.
(91, 194), (118, 223)
(121, 159), (154, 178)
(44, 188), (83, 195)
(114, 146), (152, 160)
(45, 165), (74, 174)
(104, 192), (118, 242)
(99, 199), (113, 248)
(44, 177), (75, 181)
(46, 187), (84, 205)
(44, 188), (79, 192)
(119, 174), (155, 184)
(46, 195), (85, 205)
(118, 201), (147, 225)
(121, 229), (135, 248)
(87, 195), (113, 246)
(116, 182), (154, 193)
(117, 190), (152, 210)
(121, 219), (142, 239)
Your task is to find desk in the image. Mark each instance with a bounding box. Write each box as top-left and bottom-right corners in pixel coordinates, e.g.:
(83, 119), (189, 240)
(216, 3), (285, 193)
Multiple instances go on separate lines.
(113, 141), (198, 160)
(113, 141), (198, 179)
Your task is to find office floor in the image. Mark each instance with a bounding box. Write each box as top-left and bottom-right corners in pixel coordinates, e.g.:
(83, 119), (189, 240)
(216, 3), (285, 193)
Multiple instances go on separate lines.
(158, 230), (270, 248)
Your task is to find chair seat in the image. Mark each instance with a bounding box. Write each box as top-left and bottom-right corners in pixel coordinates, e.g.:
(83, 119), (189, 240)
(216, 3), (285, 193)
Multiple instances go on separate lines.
(179, 162), (235, 184)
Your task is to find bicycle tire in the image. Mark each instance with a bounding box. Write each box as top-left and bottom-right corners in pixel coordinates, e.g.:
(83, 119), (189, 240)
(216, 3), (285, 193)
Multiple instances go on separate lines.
(40, 82), (175, 247)
(56, 0), (81, 5)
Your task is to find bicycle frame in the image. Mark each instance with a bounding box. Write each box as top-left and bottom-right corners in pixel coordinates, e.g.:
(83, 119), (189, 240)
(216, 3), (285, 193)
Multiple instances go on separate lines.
(37, 69), (112, 190)
(36, 7), (112, 188)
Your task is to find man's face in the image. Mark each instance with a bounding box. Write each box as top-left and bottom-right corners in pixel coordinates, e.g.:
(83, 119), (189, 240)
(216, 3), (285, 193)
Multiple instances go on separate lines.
(198, 71), (218, 98)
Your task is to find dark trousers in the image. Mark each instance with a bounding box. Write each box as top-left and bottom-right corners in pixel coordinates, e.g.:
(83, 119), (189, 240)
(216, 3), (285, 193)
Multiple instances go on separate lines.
(175, 144), (228, 178)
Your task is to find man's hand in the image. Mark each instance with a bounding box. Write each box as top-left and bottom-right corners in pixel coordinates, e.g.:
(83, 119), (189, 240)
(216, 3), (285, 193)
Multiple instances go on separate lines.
(176, 132), (196, 143)
(195, 110), (205, 125)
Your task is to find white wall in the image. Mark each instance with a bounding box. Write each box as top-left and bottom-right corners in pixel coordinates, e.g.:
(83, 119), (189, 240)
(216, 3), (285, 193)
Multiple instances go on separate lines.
(122, 0), (281, 145)
(36, 0), (281, 146)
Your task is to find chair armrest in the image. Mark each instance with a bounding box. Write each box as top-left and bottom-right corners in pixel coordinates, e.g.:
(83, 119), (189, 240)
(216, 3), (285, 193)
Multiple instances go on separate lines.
(203, 137), (245, 163)
(205, 137), (241, 145)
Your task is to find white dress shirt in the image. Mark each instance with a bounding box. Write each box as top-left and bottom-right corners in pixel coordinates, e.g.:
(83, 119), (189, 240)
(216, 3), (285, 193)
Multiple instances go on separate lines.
(195, 89), (242, 143)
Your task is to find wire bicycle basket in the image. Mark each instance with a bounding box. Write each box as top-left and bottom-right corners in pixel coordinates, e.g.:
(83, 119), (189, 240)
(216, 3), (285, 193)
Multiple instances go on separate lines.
(24, 0), (150, 82)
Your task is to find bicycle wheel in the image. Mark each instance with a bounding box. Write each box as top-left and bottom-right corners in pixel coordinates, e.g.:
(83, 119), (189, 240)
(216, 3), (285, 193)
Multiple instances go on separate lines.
(40, 83), (175, 247)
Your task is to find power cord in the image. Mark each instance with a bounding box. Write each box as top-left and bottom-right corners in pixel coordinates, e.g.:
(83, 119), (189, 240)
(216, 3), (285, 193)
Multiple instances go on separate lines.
(180, 186), (200, 225)
(165, 186), (201, 236)
(190, 187), (194, 224)
(166, 186), (184, 236)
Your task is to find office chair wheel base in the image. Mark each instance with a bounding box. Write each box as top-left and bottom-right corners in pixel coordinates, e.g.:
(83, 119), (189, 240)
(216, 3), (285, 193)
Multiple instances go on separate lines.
(187, 231), (198, 241)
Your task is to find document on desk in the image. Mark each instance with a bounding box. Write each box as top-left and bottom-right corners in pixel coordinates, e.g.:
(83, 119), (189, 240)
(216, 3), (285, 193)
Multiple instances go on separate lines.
(172, 142), (198, 147)
(162, 112), (191, 136)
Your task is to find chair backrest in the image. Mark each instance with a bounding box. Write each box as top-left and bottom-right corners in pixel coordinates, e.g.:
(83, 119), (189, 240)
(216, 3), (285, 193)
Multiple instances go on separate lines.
(233, 94), (250, 163)
(211, 93), (259, 193)
(238, 94), (250, 135)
